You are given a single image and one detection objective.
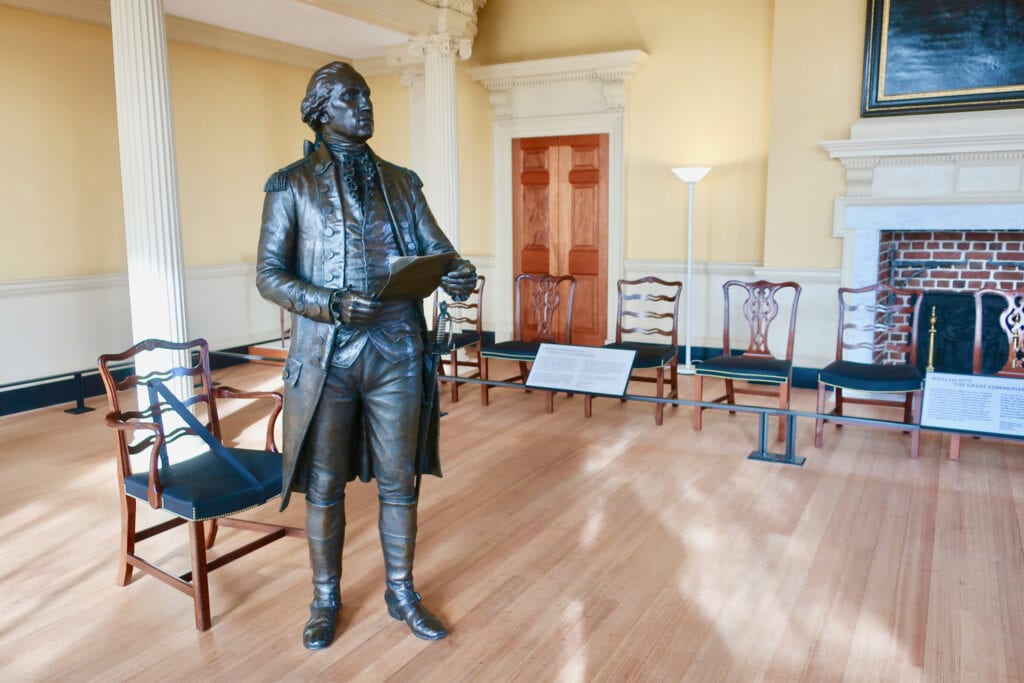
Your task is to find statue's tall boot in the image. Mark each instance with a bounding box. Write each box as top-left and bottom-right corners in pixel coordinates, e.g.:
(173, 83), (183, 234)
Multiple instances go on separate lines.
(379, 499), (447, 640)
(303, 498), (345, 650)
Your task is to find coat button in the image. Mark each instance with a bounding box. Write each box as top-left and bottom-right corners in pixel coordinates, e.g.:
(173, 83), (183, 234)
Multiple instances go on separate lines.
(320, 184), (330, 193)
(324, 228), (334, 237)
(325, 249), (335, 258)
(325, 273), (334, 281)
(295, 301), (305, 312)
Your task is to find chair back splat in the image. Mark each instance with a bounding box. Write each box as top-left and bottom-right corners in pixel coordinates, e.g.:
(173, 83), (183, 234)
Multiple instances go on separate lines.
(479, 273), (577, 411)
(814, 284), (925, 459)
(97, 337), (303, 631)
(585, 277), (682, 425)
(694, 279), (802, 442)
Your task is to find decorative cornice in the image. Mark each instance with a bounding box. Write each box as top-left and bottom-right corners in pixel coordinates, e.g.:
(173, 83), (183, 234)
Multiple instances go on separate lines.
(409, 32), (473, 60)
(469, 50), (649, 117)
(301, 0), (484, 41)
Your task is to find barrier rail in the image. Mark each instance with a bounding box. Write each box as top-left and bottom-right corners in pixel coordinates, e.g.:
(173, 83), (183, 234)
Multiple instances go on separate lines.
(7, 352), (1019, 469)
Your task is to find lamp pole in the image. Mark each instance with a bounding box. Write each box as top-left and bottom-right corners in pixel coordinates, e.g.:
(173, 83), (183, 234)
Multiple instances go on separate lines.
(671, 167), (711, 374)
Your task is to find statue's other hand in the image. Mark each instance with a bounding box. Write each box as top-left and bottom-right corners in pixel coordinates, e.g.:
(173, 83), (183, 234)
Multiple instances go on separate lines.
(441, 259), (477, 302)
(331, 289), (380, 325)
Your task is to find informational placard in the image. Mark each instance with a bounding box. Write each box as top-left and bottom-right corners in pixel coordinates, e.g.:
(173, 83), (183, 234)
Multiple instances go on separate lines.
(525, 344), (636, 396)
(921, 372), (1024, 437)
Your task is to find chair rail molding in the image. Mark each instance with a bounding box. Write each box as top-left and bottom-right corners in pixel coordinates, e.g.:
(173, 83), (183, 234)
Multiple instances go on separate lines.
(469, 50), (649, 342)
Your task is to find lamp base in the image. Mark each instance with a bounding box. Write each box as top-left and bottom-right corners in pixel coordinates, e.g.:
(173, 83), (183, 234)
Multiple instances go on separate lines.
(678, 363), (697, 375)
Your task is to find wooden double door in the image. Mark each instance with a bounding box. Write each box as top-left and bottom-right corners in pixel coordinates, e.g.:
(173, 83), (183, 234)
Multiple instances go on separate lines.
(512, 134), (609, 347)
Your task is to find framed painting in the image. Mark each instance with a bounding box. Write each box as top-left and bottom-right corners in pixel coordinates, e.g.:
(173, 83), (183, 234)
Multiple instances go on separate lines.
(862, 0), (1024, 116)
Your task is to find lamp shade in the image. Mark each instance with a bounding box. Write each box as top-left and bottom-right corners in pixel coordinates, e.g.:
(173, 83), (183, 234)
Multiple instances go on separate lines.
(671, 166), (711, 183)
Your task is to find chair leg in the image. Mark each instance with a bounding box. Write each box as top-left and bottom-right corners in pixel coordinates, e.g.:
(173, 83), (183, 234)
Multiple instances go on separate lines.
(584, 394), (592, 418)
(546, 390), (554, 413)
(909, 392), (921, 460)
(949, 434), (961, 461)
(834, 388), (844, 428)
(118, 494), (136, 586)
(814, 382), (826, 449)
(777, 383), (790, 442)
(693, 374), (703, 431)
(725, 379), (736, 414)
(481, 356), (490, 406)
(205, 519), (218, 549)
(449, 350), (459, 403)
(902, 391), (913, 424)
(188, 521), (212, 631)
(655, 367), (665, 426)
(519, 361), (530, 390)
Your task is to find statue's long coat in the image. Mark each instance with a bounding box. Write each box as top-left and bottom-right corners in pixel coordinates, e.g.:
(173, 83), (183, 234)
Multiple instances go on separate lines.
(256, 142), (456, 510)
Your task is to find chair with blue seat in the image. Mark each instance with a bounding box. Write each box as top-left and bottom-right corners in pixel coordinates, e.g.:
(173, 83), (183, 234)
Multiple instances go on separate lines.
(479, 273), (577, 412)
(97, 337), (304, 631)
(814, 284), (925, 458)
(584, 277), (682, 425)
(693, 279), (802, 442)
(432, 274), (485, 402)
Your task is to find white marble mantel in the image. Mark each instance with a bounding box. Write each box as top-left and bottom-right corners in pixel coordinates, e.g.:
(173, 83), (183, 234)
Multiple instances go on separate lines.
(821, 109), (1024, 289)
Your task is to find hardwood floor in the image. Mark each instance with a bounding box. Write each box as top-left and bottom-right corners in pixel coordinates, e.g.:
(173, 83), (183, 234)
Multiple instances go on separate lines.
(2, 361), (1023, 680)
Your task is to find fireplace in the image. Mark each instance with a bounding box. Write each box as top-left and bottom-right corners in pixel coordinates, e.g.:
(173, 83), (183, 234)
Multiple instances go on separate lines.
(821, 109), (1024, 371)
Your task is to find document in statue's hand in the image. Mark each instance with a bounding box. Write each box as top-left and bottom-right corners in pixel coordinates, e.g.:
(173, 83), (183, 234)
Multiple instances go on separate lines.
(376, 252), (457, 301)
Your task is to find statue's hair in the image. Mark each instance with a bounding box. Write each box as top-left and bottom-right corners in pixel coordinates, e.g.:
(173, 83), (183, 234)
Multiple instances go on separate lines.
(300, 61), (357, 131)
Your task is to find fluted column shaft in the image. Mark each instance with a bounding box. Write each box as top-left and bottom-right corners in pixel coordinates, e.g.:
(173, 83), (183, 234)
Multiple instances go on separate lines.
(419, 34), (465, 250)
(110, 0), (188, 348)
(110, 0), (190, 400)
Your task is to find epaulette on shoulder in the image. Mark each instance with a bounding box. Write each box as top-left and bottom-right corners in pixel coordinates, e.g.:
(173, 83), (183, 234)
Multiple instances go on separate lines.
(263, 159), (305, 192)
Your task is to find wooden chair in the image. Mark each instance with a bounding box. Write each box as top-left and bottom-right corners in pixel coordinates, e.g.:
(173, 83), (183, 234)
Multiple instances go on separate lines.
(432, 274), (485, 402)
(479, 273), (577, 412)
(97, 338), (304, 631)
(693, 279), (802, 441)
(584, 277), (682, 425)
(949, 288), (1024, 460)
(814, 284), (925, 458)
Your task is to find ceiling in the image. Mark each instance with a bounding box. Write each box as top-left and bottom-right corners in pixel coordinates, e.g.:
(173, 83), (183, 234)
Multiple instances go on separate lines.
(162, 0), (408, 60)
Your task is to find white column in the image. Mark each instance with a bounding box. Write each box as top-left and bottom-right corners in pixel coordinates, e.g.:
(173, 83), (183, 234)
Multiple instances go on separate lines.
(400, 65), (427, 178)
(414, 33), (471, 250)
(109, 0), (190, 399)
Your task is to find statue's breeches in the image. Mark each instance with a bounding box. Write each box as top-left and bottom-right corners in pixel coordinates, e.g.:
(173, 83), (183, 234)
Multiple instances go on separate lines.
(303, 344), (423, 504)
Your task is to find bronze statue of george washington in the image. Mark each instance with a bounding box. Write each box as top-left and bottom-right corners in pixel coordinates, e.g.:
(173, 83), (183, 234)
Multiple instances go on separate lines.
(256, 61), (475, 649)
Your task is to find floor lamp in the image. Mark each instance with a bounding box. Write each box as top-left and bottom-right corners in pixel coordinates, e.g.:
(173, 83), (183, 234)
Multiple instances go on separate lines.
(671, 166), (711, 374)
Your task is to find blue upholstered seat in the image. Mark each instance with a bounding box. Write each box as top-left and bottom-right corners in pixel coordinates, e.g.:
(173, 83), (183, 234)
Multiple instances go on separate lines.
(818, 360), (923, 393)
(696, 354), (792, 383)
(124, 447), (282, 521)
(604, 341), (676, 369)
(479, 339), (542, 361)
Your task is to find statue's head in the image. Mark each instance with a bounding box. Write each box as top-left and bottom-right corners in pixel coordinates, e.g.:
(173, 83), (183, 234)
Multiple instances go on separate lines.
(300, 61), (374, 144)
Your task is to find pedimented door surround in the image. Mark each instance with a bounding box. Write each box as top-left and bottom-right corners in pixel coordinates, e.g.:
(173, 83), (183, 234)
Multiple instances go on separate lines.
(470, 50), (648, 342)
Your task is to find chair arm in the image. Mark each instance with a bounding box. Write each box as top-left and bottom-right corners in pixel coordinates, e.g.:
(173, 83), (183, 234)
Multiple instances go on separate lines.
(213, 386), (284, 452)
(104, 411), (166, 509)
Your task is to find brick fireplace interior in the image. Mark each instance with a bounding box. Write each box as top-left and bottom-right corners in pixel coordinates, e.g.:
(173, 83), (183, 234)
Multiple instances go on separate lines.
(877, 230), (1023, 374)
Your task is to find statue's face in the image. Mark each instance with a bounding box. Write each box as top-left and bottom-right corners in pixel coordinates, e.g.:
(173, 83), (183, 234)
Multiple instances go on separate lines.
(321, 68), (373, 143)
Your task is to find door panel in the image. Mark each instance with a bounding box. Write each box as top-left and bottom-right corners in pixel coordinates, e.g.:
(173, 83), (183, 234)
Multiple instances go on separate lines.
(512, 134), (608, 347)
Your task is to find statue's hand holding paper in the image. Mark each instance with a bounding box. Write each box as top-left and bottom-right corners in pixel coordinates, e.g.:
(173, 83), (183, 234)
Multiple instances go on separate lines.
(376, 253), (475, 302)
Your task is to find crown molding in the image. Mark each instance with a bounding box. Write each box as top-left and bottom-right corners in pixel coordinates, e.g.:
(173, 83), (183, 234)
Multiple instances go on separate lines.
(300, 0), (485, 40)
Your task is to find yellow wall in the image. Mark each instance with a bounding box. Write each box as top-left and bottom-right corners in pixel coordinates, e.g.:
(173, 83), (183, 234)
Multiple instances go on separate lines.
(2, 1), (871, 280)
(474, 0), (773, 264)
(762, 0), (864, 269)
(169, 43), (311, 267)
(455, 63), (494, 256)
(0, 7), (124, 279)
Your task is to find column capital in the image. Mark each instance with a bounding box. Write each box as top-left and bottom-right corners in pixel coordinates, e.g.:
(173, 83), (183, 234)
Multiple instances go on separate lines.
(410, 32), (474, 61)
